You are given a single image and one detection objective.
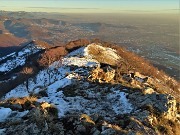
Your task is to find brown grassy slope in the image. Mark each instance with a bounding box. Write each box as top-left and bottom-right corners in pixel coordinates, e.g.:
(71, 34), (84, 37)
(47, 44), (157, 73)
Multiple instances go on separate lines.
(38, 46), (67, 67)
(0, 34), (25, 47)
(65, 38), (90, 52)
(30, 40), (52, 49)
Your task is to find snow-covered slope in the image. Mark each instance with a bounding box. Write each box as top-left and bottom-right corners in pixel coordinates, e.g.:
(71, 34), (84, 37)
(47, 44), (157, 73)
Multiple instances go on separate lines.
(0, 42), (45, 73)
(3, 44), (133, 119)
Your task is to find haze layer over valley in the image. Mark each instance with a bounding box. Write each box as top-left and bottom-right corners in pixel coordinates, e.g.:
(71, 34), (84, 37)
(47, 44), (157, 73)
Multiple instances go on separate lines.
(0, 11), (179, 80)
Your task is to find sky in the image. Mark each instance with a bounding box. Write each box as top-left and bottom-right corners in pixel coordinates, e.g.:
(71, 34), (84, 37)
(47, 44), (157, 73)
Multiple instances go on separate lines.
(0, 0), (179, 13)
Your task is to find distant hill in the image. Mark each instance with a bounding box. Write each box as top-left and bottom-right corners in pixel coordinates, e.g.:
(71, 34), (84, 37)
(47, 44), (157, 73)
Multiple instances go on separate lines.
(0, 34), (25, 47)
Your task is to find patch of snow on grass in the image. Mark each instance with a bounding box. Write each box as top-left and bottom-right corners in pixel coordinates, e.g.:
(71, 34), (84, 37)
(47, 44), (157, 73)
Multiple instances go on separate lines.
(47, 75), (73, 95)
(7, 110), (29, 121)
(4, 85), (28, 99)
(0, 52), (15, 61)
(0, 57), (26, 72)
(107, 89), (133, 114)
(0, 44), (45, 73)
(0, 128), (6, 135)
(62, 57), (99, 68)
(0, 107), (12, 122)
(39, 86), (133, 119)
(4, 65), (71, 99)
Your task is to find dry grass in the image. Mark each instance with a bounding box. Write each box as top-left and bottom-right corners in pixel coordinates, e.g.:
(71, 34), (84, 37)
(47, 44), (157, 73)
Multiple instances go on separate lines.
(4, 96), (37, 105)
(41, 102), (51, 110)
(86, 43), (121, 66)
(154, 117), (180, 135)
(38, 46), (67, 67)
(80, 114), (95, 125)
(31, 40), (51, 49)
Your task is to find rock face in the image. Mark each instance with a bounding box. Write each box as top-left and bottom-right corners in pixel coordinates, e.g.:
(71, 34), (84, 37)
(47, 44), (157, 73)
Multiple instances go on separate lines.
(84, 43), (121, 66)
(128, 91), (178, 120)
(88, 66), (115, 83)
(0, 42), (179, 135)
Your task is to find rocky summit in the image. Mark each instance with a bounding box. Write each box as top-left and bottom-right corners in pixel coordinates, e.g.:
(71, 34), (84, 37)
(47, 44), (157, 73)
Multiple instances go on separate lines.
(0, 40), (179, 135)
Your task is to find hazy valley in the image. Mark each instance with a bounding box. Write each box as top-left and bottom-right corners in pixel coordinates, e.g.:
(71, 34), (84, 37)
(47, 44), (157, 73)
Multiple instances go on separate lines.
(0, 11), (179, 80)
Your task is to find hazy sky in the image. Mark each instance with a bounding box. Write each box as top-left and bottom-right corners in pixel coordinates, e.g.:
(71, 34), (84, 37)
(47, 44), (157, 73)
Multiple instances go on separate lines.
(0, 0), (179, 13)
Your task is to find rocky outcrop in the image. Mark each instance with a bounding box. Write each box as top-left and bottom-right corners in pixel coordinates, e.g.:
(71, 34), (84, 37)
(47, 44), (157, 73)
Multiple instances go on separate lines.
(128, 91), (178, 122)
(84, 43), (121, 66)
(88, 66), (115, 83)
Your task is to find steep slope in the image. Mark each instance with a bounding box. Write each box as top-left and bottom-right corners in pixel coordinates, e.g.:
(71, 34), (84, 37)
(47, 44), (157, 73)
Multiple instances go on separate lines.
(0, 40), (47, 74)
(0, 34), (25, 47)
(0, 40), (55, 98)
(0, 42), (179, 135)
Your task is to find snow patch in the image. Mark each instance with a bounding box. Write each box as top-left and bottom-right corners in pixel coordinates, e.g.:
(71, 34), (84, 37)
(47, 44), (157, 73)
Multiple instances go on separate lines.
(38, 87), (133, 119)
(0, 43), (45, 73)
(62, 57), (99, 68)
(107, 90), (133, 114)
(0, 52), (15, 61)
(0, 128), (6, 135)
(4, 65), (71, 99)
(0, 107), (12, 122)
(7, 110), (29, 121)
(4, 85), (29, 99)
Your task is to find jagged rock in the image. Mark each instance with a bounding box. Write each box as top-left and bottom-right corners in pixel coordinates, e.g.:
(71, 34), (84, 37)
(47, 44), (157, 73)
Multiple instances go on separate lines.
(101, 128), (116, 135)
(93, 130), (101, 135)
(123, 74), (132, 83)
(129, 92), (177, 121)
(48, 121), (64, 135)
(75, 125), (86, 133)
(37, 90), (48, 97)
(41, 102), (51, 109)
(143, 87), (155, 95)
(88, 67), (115, 83)
(11, 104), (23, 110)
(85, 43), (121, 66)
(27, 123), (40, 134)
(91, 127), (101, 135)
(126, 117), (157, 135)
(160, 95), (177, 121)
(66, 130), (74, 135)
(134, 72), (148, 83)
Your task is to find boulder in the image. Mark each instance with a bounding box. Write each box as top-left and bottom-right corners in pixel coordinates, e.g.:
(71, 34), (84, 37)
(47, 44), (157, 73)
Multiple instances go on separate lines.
(88, 67), (115, 83)
(101, 128), (116, 135)
(129, 92), (178, 121)
(143, 87), (155, 95)
(85, 43), (121, 66)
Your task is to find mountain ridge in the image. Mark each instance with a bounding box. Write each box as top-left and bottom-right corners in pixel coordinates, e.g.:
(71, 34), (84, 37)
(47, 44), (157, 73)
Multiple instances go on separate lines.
(0, 39), (179, 135)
